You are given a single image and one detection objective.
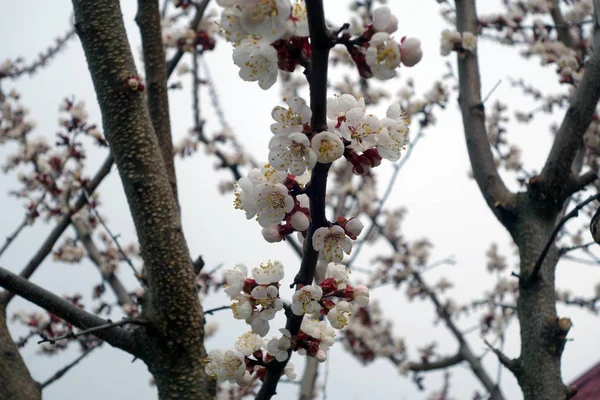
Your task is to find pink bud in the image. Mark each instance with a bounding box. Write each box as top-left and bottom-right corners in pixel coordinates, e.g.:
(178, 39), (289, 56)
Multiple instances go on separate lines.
(262, 225), (283, 243)
(400, 38), (423, 67)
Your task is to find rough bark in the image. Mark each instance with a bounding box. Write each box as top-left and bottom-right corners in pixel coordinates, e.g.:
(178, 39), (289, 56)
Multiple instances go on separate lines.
(513, 195), (565, 399)
(0, 308), (41, 400)
(71, 1), (214, 398)
(454, 1), (600, 399)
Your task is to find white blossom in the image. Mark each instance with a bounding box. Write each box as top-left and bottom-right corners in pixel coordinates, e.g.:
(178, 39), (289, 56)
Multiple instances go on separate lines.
(270, 97), (312, 135)
(327, 300), (352, 329)
(377, 117), (408, 161)
(267, 328), (292, 362)
(268, 133), (317, 175)
(238, 0), (292, 43)
(327, 94), (366, 121)
(400, 38), (423, 67)
(340, 107), (380, 152)
(262, 225), (283, 243)
(252, 260), (284, 285)
(372, 6), (398, 33)
(235, 331), (264, 356)
(311, 131), (345, 163)
(365, 32), (401, 80)
(224, 264), (248, 299)
(325, 263), (349, 289)
(291, 285), (323, 315)
(255, 183), (295, 227)
(290, 211), (310, 231)
(232, 39), (279, 90)
(205, 349), (246, 384)
(353, 284), (370, 307)
(312, 225), (353, 262)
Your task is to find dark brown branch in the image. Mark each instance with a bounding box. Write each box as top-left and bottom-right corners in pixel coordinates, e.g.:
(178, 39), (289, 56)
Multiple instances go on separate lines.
(40, 342), (102, 390)
(564, 171), (598, 198)
(455, 0), (516, 227)
(256, 1), (331, 399)
(203, 305), (230, 315)
(407, 352), (464, 372)
(527, 192), (600, 285)
(165, 0), (210, 78)
(0, 266), (137, 355)
(549, 0), (573, 48)
(136, 0), (178, 204)
(483, 339), (520, 376)
(71, 0), (214, 395)
(38, 318), (147, 344)
(0, 154), (115, 306)
(540, 40), (600, 199)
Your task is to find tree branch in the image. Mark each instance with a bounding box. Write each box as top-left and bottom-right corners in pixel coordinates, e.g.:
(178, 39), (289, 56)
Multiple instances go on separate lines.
(136, 0), (178, 204)
(0, 154), (114, 306)
(528, 192), (600, 285)
(549, 0), (573, 48)
(0, 266), (137, 355)
(540, 39), (600, 200)
(38, 318), (147, 344)
(72, 216), (136, 308)
(483, 338), (520, 377)
(256, 1), (331, 398)
(406, 352), (464, 372)
(455, 0), (516, 227)
(165, 0), (210, 79)
(40, 342), (101, 390)
(71, 0), (214, 395)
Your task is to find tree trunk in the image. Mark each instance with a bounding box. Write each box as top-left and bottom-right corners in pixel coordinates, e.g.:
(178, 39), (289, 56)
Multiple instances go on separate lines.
(514, 194), (567, 400)
(0, 307), (41, 400)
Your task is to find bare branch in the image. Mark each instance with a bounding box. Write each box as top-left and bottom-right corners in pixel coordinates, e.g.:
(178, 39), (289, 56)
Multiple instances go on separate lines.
(165, 0), (210, 78)
(0, 266), (137, 355)
(528, 192), (600, 285)
(0, 27), (75, 80)
(0, 154), (115, 306)
(540, 41), (600, 199)
(483, 338), (520, 377)
(406, 352), (464, 372)
(72, 216), (136, 308)
(136, 0), (178, 203)
(549, 0), (573, 48)
(40, 342), (102, 390)
(0, 217), (28, 259)
(38, 318), (147, 345)
(455, 0), (516, 227)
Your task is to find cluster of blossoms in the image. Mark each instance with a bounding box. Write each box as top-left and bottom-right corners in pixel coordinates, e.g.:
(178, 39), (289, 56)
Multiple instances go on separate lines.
(216, 2), (421, 89)
(234, 94), (410, 248)
(440, 29), (477, 56)
(207, 261), (370, 385)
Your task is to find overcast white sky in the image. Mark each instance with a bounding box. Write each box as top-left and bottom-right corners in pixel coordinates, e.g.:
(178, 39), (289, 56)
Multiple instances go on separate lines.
(1, 1), (600, 399)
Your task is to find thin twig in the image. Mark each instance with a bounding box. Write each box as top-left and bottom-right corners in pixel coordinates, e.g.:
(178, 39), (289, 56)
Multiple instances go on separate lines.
(83, 191), (141, 281)
(0, 218), (29, 259)
(40, 342), (102, 389)
(347, 130), (425, 267)
(528, 192), (600, 285)
(204, 305), (231, 315)
(38, 318), (147, 345)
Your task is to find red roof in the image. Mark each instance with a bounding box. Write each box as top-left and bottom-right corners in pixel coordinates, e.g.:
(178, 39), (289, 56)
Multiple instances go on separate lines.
(571, 361), (600, 399)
